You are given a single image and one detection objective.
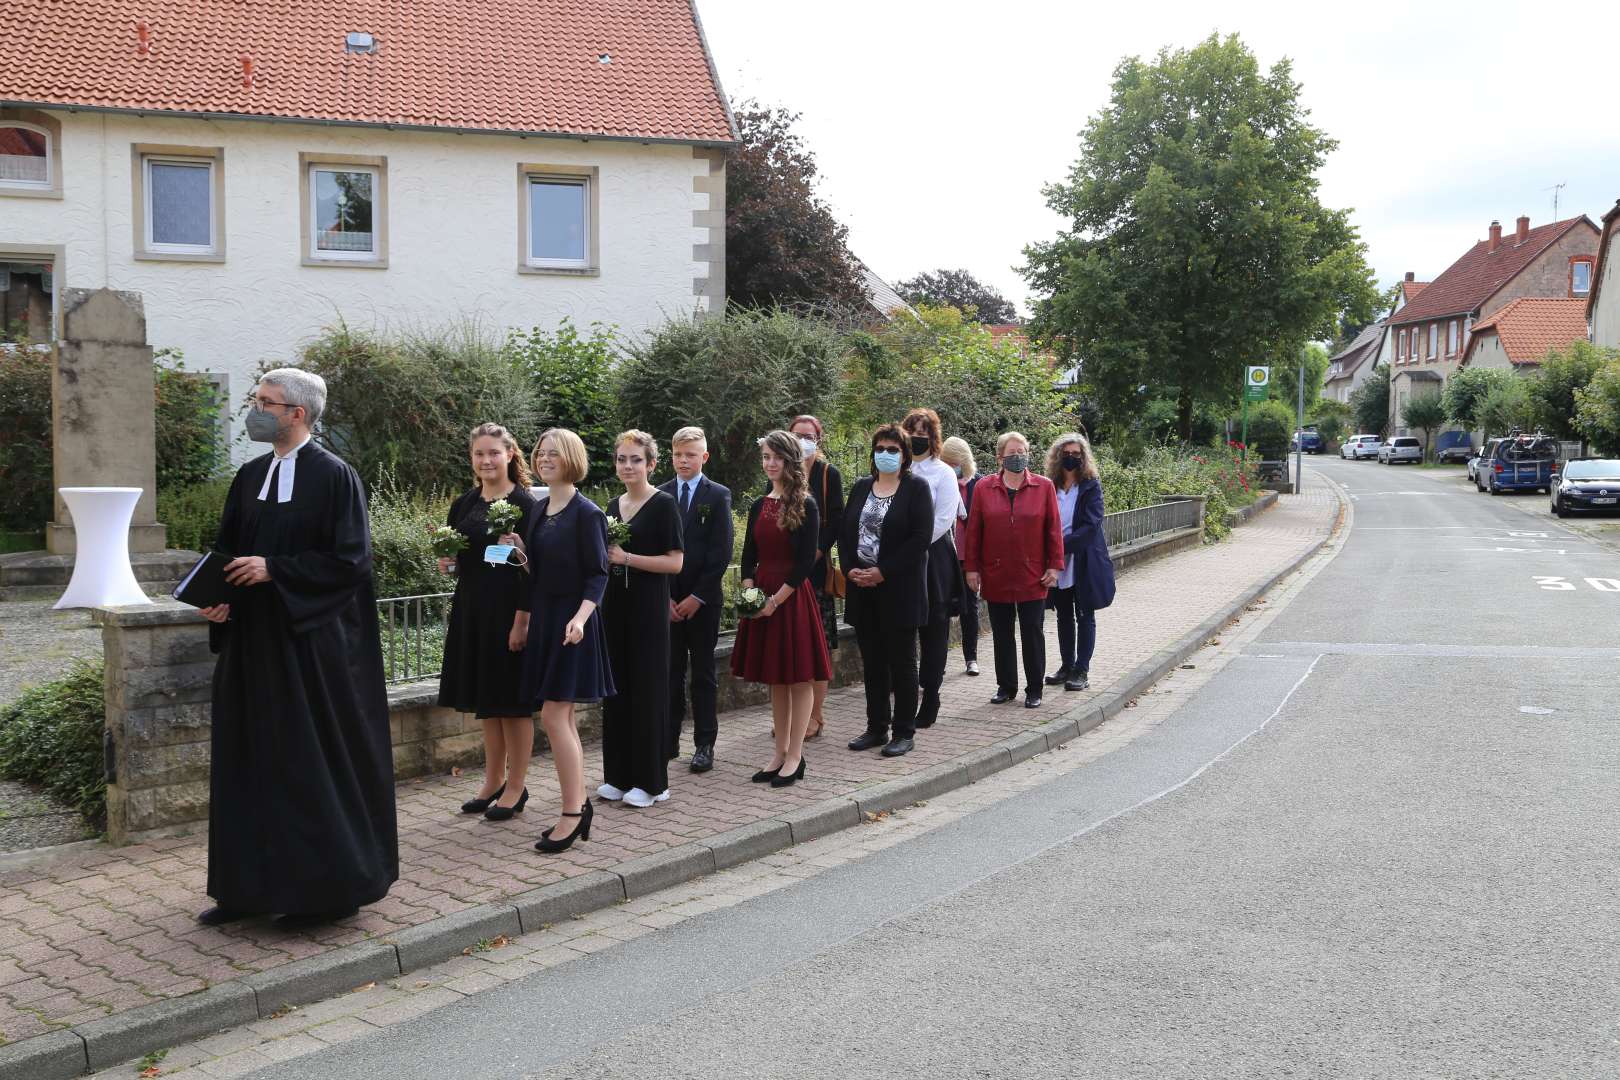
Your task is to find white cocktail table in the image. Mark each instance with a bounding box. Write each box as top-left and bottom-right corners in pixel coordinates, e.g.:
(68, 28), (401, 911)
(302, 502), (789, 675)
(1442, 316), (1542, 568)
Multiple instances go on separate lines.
(54, 487), (153, 609)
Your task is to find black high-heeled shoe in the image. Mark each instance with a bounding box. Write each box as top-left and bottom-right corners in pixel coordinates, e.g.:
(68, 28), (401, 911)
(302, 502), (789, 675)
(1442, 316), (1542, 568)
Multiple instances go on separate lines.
(534, 801), (592, 853)
(461, 783), (505, 814)
(484, 787), (528, 821)
(750, 765), (782, 783)
(770, 757), (807, 788)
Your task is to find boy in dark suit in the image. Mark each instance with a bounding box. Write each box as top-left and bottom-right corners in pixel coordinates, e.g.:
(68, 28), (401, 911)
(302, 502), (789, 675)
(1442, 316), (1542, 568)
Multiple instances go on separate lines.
(661, 427), (734, 772)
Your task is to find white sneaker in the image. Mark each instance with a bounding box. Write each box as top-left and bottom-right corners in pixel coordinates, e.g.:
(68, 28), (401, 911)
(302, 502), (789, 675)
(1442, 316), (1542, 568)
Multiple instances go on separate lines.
(596, 783), (626, 802)
(965, 660), (980, 676)
(622, 787), (670, 808)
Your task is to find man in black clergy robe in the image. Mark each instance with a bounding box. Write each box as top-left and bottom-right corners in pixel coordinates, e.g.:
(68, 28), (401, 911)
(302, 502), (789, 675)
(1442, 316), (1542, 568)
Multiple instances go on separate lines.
(196, 368), (398, 928)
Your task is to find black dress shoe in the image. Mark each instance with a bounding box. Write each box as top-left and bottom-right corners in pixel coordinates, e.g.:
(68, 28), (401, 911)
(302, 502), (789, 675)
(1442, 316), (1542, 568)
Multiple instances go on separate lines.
(1065, 671), (1089, 691)
(274, 908), (357, 929)
(196, 906), (251, 926)
(484, 787), (529, 821)
(1044, 666), (1072, 686)
(461, 783), (504, 814)
(880, 736), (914, 757)
(1024, 692), (1043, 709)
(770, 757), (807, 787)
(990, 689), (1016, 705)
(690, 745), (715, 773)
(751, 766), (781, 783)
(847, 730), (888, 752)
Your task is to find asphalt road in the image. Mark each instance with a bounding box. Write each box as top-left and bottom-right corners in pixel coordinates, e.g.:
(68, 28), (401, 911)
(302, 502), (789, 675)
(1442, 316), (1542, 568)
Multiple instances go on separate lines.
(251, 459), (1620, 1080)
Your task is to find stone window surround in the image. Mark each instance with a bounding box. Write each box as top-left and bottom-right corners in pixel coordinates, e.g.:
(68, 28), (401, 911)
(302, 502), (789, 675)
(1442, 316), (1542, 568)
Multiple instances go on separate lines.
(1570, 255), (1594, 298)
(515, 162), (600, 276)
(0, 241), (65, 340)
(0, 107), (63, 199)
(131, 143), (227, 263)
(298, 152), (389, 269)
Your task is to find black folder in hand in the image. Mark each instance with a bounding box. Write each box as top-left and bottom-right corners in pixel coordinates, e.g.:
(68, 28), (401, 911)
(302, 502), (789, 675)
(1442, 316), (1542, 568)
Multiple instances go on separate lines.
(172, 551), (238, 609)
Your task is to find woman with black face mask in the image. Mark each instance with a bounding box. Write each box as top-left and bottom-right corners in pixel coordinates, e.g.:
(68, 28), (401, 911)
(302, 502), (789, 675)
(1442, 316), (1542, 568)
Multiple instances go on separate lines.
(1042, 433), (1115, 691)
(898, 407), (962, 731)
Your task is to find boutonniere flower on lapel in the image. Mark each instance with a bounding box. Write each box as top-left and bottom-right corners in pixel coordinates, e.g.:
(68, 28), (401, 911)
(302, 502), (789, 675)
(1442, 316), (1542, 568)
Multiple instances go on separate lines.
(696, 502), (712, 524)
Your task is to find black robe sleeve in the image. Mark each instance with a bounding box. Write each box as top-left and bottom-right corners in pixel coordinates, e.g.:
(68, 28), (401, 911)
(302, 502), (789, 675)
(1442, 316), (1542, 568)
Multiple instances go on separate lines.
(263, 457), (373, 634)
(207, 465), (251, 654)
(785, 500), (820, 588)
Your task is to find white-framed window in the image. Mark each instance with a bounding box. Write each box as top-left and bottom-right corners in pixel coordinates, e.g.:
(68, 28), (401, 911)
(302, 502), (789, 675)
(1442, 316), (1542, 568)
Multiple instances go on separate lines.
(143, 155), (216, 255)
(525, 175), (590, 269)
(1399, 330), (1408, 361)
(308, 163), (379, 261)
(0, 122), (50, 190)
(1447, 320), (1458, 356)
(1573, 261), (1592, 296)
(1428, 324), (1438, 360)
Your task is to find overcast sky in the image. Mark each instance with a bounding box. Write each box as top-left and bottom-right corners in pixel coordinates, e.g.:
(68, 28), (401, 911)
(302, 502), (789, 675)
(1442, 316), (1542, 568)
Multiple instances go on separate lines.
(696, 0), (1620, 317)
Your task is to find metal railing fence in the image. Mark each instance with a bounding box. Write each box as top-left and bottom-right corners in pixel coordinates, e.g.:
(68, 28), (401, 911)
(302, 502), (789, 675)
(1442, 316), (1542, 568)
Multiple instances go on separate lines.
(1102, 496), (1203, 550)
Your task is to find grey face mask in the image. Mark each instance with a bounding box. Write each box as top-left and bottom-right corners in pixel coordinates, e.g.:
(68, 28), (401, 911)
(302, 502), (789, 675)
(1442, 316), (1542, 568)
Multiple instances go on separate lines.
(1002, 453), (1029, 474)
(245, 407), (284, 443)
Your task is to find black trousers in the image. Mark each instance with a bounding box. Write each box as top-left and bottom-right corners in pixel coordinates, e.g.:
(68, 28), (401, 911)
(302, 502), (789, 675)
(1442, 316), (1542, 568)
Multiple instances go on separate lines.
(987, 599), (1046, 696)
(916, 534), (960, 727)
(854, 606), (919, 739)
(667, 600), (722, 754)
(959, 592), (980, 663)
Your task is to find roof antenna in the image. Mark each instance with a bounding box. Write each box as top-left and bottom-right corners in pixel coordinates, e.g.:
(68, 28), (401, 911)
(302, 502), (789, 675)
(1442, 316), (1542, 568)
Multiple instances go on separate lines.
(1544, 181), (1566, 221)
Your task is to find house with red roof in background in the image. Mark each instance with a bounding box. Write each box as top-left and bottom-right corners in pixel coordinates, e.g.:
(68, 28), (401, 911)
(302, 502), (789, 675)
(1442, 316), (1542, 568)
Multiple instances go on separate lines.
(0, 0), (735, 446)
(1384, 215), (1598, 436)
(1460, 297), (1591, 373)
(1588, 198), (1620, 348)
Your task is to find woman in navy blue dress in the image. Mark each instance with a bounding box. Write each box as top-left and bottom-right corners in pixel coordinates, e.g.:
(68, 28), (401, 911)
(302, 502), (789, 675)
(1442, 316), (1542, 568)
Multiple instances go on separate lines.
(511, 428), (614, 853)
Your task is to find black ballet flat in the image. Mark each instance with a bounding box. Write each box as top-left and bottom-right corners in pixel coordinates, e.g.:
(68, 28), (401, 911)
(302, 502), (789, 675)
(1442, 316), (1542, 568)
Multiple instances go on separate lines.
(484, 787), (529, 821)
(461, 783), (504, 814)
(534, 801), (593, 854)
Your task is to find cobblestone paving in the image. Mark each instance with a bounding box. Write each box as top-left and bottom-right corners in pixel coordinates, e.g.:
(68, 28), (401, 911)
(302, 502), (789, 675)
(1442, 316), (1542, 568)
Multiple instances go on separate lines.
(0, 486), (1340, 1050)
(89, 493), (1349, 1079)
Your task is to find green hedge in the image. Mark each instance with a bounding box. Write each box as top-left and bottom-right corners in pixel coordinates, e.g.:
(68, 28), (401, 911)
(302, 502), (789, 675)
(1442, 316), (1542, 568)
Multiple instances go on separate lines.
(0, 660), (107, 828)
(157, 477), (232, 553)
(0, 345), (52, 530)
(1098, 444), (1257, 542)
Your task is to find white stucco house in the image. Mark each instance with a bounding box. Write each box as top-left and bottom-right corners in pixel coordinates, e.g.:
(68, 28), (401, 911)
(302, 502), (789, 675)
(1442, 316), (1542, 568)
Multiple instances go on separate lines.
(0, 0), (735, 443)
(1589, 197), (1620, 348)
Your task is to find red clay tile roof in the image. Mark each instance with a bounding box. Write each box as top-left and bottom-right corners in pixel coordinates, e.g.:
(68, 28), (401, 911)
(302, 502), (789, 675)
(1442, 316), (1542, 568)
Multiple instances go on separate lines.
(1401, 280), (1429, 304)
(1465, 297), (1589, 365)
(1324, 319), (1383, 382)
(1389, 217), (1596, 327)
(0, 0), (735, 143)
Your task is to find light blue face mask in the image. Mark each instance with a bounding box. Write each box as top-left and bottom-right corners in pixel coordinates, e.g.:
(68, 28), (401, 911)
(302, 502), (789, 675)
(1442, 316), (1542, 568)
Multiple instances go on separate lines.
(873, 450), (903, 474)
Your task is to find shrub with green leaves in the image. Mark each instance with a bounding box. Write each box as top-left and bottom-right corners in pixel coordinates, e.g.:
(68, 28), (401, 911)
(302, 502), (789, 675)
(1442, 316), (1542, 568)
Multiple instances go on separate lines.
(157, 477), (232, 553)
(368, 475), (448, 600)
(0, 342), (52, 530)
(154, 349), (225, 490)
(0, 659), (107, 827)
(1096, 444), (1257, 543)
(503, 320), (622, 481)
(295, 320), (541, 494)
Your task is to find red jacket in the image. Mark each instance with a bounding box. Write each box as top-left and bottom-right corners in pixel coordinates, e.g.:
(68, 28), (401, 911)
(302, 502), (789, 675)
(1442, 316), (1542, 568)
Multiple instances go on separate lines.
(962, 472), (1065, 603)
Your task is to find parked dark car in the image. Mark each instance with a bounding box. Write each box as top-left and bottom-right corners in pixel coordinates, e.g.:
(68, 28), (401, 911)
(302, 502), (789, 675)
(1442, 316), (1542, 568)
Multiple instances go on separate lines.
(1291, 427), (1324, 454)
(1551, 458), (1620, 516)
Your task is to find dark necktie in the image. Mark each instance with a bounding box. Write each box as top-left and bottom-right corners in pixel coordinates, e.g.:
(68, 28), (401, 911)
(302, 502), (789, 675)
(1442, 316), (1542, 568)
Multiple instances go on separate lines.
(680, 482), (692, 516)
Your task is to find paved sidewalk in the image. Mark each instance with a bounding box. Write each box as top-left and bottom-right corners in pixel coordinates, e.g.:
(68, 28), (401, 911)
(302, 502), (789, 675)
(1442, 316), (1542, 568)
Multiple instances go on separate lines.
(0, 486), (1339, 1058)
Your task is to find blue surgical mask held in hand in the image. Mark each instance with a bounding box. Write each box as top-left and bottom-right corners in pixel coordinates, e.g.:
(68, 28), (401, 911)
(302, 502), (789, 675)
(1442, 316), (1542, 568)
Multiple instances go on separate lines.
(245, 407), (283, 442)
(1002, 453), (1028, 474)
(873, 450), (903, 474)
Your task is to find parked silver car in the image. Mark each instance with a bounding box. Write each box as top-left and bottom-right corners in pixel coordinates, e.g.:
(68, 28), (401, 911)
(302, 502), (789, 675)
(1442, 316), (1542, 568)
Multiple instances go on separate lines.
(1379, 436), (1422, 465)
(1340, 434), (1382, 460)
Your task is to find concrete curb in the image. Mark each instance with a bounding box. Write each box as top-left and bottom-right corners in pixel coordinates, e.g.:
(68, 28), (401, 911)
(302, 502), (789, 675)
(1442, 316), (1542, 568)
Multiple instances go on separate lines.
(5, 487), (1341, 1078)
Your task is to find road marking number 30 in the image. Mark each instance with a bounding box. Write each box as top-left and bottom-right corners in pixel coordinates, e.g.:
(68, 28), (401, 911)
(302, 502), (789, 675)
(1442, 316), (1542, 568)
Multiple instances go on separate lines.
(1534, 575), (1620, 592)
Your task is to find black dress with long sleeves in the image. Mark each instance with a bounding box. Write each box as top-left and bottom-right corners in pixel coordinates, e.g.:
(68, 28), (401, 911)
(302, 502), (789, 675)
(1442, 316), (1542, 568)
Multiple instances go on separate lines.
(436, 486), (538, 718)
(518, 495), (615, 704)
(601, 491), (683, 797)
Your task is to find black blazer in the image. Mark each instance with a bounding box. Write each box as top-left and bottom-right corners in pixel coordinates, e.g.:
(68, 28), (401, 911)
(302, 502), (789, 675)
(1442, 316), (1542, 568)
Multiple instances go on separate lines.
(837, 474), (934, 629)
(1049, 477), (1116, 612)
(740, 496), (820, 588)
(658, 475), (734, 607)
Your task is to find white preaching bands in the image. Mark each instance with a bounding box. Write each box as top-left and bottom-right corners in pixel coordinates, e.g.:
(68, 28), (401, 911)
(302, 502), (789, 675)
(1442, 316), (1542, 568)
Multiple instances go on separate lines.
(256, 434), (312, 504)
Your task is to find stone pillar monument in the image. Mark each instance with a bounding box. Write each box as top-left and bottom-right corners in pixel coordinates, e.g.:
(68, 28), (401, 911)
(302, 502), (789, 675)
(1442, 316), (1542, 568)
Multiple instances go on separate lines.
(47, 288), (167, 554)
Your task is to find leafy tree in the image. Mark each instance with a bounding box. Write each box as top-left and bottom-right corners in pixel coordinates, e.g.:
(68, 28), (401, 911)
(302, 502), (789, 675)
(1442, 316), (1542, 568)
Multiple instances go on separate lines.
(1347, 364), (1392, 436)
(616, 308), (845, 495)
(1402, 394), (1447, 460)
(504, 320), (622, 480)
(726, 103), (869, 311)
(1022, 33), (1380, 441)
(1528, 340), (1615, 453)
(895, 269), (1017, 324)
(1442, 367), (1511, 433)
(1575, 356), (1620, 455)
(0, 339), (52, 530)
(1308, 399), (1352, 447)
(1244, 399), (1296, 456)
(1477, 377), (1537, 439)
(1270, 342), (1329, 413)
(154, 350), (225, 491)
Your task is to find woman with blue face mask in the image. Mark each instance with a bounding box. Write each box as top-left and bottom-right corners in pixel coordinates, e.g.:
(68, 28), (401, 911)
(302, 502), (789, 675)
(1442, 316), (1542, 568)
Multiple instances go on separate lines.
(786, 415), (843, 740)
(836, 424), (935, 757)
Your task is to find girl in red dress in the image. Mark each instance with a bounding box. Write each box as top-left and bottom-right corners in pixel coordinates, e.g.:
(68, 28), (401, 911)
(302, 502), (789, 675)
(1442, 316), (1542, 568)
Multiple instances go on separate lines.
(731, 430), (832, 788)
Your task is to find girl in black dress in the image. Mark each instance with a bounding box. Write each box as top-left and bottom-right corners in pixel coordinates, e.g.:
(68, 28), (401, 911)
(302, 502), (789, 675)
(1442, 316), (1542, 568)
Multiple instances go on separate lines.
(437, 423), (540, 821)
(510, 429), (615, 853)
(599, 431), (684, 809)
